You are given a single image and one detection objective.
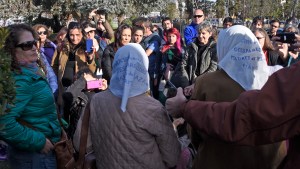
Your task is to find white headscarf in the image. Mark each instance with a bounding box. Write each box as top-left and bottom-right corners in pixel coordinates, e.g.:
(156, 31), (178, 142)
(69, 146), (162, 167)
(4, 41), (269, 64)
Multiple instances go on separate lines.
(217, 25), (282, 90)
(109, 43), (150, 112)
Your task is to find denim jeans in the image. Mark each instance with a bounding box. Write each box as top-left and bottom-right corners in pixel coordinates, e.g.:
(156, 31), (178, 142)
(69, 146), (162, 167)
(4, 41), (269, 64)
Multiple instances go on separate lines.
(8, 146), (57, 169)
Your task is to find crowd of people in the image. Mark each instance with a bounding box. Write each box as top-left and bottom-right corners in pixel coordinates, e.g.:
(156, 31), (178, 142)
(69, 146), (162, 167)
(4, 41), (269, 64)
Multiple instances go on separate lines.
(1, 7), (300, 169)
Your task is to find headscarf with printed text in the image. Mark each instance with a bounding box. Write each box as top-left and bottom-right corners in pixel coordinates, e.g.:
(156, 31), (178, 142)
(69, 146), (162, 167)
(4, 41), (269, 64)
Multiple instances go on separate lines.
(217, 25), (282, 90)
(109, 43), (150, 112)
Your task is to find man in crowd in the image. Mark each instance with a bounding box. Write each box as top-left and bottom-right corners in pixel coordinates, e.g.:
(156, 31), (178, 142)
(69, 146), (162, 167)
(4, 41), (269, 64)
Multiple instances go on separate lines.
(134, 17), (162, 99)
(268, 19), (281, 38)
(162, 17), (173, 41)
(184, 9), (205, 46)
(250, 16), (264, 30)
(223, 17), (233, 29)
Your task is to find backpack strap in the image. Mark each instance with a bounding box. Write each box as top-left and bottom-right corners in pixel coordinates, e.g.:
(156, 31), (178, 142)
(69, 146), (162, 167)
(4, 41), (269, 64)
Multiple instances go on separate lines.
(76, 101), (91, 168)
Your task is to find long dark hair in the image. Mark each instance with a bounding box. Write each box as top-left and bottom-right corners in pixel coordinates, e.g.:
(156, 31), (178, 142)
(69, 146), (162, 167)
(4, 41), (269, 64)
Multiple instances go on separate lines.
(4, 24), (46, 74)
(113, 24), (132, 51)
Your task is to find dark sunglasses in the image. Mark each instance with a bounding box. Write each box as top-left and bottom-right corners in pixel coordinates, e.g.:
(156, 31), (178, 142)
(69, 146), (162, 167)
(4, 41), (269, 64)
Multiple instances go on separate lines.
(87, 30), (95, 34)
(37, 30), (47, 35)
(15, 40), (37, 51)
(194, 15), (203, 18)
(256, 36), (265, 40)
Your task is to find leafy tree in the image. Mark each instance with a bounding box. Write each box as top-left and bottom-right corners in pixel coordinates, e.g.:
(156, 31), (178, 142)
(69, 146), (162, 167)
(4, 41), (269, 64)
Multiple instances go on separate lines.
(0, 27), (15, 115)
(215, 0), (225, 18)
(161, 3), (179, 19)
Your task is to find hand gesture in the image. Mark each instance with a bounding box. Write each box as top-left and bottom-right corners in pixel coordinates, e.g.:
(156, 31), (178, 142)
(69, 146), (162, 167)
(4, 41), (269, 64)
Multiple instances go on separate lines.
(166, 87), (187, 118)
(183, 84), (195, 96)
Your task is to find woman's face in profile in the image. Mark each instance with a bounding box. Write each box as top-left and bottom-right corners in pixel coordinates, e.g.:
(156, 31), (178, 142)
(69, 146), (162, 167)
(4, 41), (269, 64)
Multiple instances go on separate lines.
(15, 31), (38, 65)
(254, 31), (265, 49)
(69, 28), (83, 45)
(198, 29), (212, 45)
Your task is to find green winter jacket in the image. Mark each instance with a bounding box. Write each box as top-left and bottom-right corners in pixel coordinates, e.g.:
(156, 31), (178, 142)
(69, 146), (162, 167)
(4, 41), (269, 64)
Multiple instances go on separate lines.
(0, 67), (61, 152)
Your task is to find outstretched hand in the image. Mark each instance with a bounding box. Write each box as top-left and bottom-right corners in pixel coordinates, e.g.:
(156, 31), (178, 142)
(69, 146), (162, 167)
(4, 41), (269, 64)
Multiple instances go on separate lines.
(166, 87), (188, 118)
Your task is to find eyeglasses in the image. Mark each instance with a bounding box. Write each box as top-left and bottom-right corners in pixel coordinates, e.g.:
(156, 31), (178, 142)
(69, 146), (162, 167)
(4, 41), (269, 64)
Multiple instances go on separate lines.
(37, 31), (47, 35)
(15, 40), (37, 51)
(271, 25), (279, 28)
(193, 15), (203, 18)
(256, 37), (265, 40)
(87, 31), (95, 34)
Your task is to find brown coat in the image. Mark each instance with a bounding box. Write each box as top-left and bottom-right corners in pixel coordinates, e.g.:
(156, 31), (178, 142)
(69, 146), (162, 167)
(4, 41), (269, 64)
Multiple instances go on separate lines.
(189, 70), (286, 169)
(51, 43), (96, 106)
(90, 90), (181, 169)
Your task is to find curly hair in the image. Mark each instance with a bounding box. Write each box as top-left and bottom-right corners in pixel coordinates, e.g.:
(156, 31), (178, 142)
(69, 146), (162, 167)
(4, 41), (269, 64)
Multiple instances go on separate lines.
(32, 24), (50, 37)
(4, 24), (47, 74)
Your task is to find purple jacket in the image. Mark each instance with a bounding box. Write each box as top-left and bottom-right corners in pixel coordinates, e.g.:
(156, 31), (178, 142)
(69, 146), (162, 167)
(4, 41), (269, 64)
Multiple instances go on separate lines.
(41, 41), (56, 65)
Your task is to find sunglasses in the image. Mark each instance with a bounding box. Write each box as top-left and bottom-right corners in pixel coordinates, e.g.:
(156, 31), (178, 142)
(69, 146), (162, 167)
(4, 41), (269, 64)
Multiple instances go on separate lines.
(37, 31), (47, 35)
(87, 30), (95, 34)
(15, 40), (37, 51)
(194, 15), (203, 18)
(256, 36), (265, 40)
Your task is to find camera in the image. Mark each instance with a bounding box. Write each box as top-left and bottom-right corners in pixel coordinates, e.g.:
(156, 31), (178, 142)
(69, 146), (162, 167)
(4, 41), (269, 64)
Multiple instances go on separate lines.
(275, 32), (296, 44)
(86, 79), (102, 89)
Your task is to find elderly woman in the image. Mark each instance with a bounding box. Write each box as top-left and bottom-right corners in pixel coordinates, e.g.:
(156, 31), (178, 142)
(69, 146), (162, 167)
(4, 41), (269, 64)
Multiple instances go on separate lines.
(51, 21), (96, 119)
(283, 24), (300, 66)
(167, 25), (285, 169)
(0, 24), (61, 169)
(32, 24), (57, 65)
(90, 43), (181, 169)
(184, 21), (217, 96)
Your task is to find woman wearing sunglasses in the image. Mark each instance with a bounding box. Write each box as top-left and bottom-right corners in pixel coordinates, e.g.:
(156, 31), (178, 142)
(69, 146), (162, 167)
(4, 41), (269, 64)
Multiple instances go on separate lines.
(0, 24), (62, 169)
(32, 24), (57, 65)
(51, 21), (96, 122)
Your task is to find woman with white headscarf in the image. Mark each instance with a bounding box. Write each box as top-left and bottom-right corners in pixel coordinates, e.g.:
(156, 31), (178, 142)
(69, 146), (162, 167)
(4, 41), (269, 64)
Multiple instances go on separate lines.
(89, 43), (181, 169)
(179, 25), (286, 169)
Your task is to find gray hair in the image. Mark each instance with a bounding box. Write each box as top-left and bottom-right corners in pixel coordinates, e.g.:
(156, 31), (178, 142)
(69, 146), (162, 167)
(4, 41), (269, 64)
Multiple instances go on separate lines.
(284, 24), (299, 34)
(197, 21), (213, 33)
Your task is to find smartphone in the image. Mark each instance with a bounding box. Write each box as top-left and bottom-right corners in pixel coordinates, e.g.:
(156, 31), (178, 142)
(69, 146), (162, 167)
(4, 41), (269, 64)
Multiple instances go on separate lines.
(276, 32), (296, 44)
(86, 39), (93, 53)
(86, 79), (102, 89)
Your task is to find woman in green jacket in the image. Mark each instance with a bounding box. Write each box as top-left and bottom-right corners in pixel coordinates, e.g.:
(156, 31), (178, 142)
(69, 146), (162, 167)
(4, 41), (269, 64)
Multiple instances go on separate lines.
(0, 24), (61, 169)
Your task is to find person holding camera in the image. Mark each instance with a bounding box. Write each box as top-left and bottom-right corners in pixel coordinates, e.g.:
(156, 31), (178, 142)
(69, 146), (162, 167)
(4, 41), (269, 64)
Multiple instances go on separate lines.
(283, 24), (300, 66)
(62, 67), (107, 151)
(51, 22), (96, 117)
(252, 28), (288, 66)
(89, 8), (114, 44)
